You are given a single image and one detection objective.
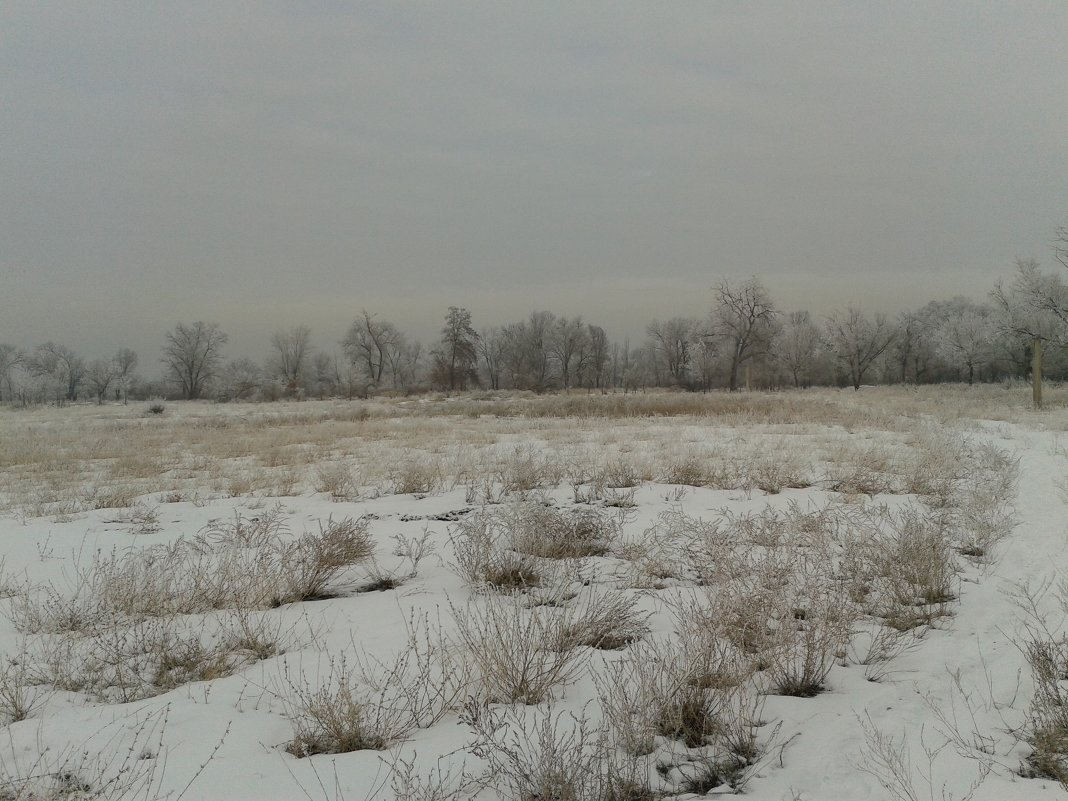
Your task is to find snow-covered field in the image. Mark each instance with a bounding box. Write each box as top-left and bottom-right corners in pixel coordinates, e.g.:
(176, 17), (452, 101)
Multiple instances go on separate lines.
(1, 386), (1067, 801)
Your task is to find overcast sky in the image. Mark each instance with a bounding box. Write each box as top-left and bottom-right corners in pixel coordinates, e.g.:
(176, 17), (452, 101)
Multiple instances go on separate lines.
(3, 2), (1067, 364)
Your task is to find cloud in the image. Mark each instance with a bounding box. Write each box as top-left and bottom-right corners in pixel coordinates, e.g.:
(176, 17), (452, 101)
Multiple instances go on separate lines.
(2, 3), (1067, 362)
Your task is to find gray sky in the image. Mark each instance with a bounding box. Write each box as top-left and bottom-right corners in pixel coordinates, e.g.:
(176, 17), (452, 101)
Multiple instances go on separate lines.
(3, 2), (1067, 364)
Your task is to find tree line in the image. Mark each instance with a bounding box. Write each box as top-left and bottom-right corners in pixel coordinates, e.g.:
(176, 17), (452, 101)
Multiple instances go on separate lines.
(3, 224), (1068, 406)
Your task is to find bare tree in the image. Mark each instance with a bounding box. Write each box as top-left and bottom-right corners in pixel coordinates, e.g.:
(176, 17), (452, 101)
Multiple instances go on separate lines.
(690, 335), (719, 391)
(161, 322), (228, 400)
(28, 342), (84, 403)
(992, 258), (1068, 340)
(936, 303), (994, 385)
(341, 311), (402, 390)
(385, 337), (421, 391)
(219, 357), (262, 401)
(432, 307), (479, 391)
(478, 327), (506, 390)
(311, 352), (338, 399)
(712, 278), (778, 391)
(85, 359), (117, 404)
(892, 311), (937, 384)
(269, 325), (314, 395)
(549, 316), (589, 392)
(991, 258), (1068, 407)
(646, 317), (694, 387)
(113, 348), (138, 404)
(824, 308), (896, 391)
(0, 345), (21, 403)
(500, 312), (556, 391)
(582, 324), (609, 392)
(776, 310), (822, 388)
(1056, 218), (1068, 271)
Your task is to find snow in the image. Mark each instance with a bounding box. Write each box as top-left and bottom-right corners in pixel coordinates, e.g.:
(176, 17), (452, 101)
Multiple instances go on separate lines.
(0, 390), (1066, 800)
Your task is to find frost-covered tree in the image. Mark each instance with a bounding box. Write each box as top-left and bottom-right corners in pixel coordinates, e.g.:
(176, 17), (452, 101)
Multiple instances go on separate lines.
(992, 258), (1068, 343)
(936, 302), (994, 385)
(432, 307), (479, 391)
(776, 311), (822, 388)
(581, 324), (609, 392)
(269, 325), (313, 394)
(341, 312), (403, 390)
(28, 342), (84, 403)
(219, 357), (262, 401)
(85, 359), (117, 404)
(824, 308), (896, 391)
(388, 339), (422, 391)
(991, 258), (1068, 406)
(646, 317), (695, 387)
(549, 316), (589, 392)
(310, 352), (339, 399)
(113, 348), (138, 404)
(162, 322), (228, 400)
(478, 327), (506, 391)
(893, 310), (939, 384)
(0, 345), (21, 403)
(501, 312), (556, 392)
(712, 278), (778, 391)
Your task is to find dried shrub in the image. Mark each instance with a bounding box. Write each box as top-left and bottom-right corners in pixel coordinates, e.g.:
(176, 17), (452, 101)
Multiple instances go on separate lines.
(496, 445), (562, 494)
(0, 648), (48, 725)
(746, 451), (813, 494)
(202, 504), (290, 548)
(825, 445), (898, 496)
(549, 590), (650, 652)
(661, 455), (709, 487)
(509, 504), (623, 560)
(86, 485), (139, 511)
(30, 612), (293, 703)
(463, 702), (651, 801)
(284, 613), (468, 757)
(315, 462), (360, 501)
(599, 460), (642, 489)
(4, 512), (374, 634)
(447, 509), (549, 592)
(595, 633), (763, 793)
(270, 516), (376, 604)
(389, 458), (442, 495)
(450, 594), (589, 704)
(867, 506), (958, 630)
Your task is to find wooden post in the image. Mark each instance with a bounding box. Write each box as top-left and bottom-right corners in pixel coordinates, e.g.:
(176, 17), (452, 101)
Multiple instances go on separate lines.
(1032, 336), (1043, 409)
(745, 363), (751, 392)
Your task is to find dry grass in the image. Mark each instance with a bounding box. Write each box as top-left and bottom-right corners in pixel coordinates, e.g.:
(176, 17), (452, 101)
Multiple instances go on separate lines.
(0, 386), (1012, 518)
(450, 593), (591, 704)
(6, 512), (373, 633)
(283, 612), (469, 757)
(27, 611), (291, 703)
(464, 702), (651, 801)
(509, 504), (624, 560)
(865, 506), (959, 630)
(0, 386), (1033, 799)
(0, 706), (170, 801)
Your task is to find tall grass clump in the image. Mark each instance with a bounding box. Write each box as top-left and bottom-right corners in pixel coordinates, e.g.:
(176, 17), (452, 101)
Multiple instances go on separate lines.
(450, 593), (600, 704)
(463, 702), (651, 801)
(6, 511), (375, 633)
(447, 502), (605, 592)
(284, 612), (468, 756)
(866, 505), (958, 630)
(594, 634), (764, 793)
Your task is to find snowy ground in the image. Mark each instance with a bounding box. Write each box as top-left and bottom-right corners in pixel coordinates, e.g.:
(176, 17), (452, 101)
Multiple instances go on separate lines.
(0, 387), (1066, 800)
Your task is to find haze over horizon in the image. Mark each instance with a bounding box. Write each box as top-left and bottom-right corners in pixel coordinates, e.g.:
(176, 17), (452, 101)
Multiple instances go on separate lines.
(3, 3), (1067, 364)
